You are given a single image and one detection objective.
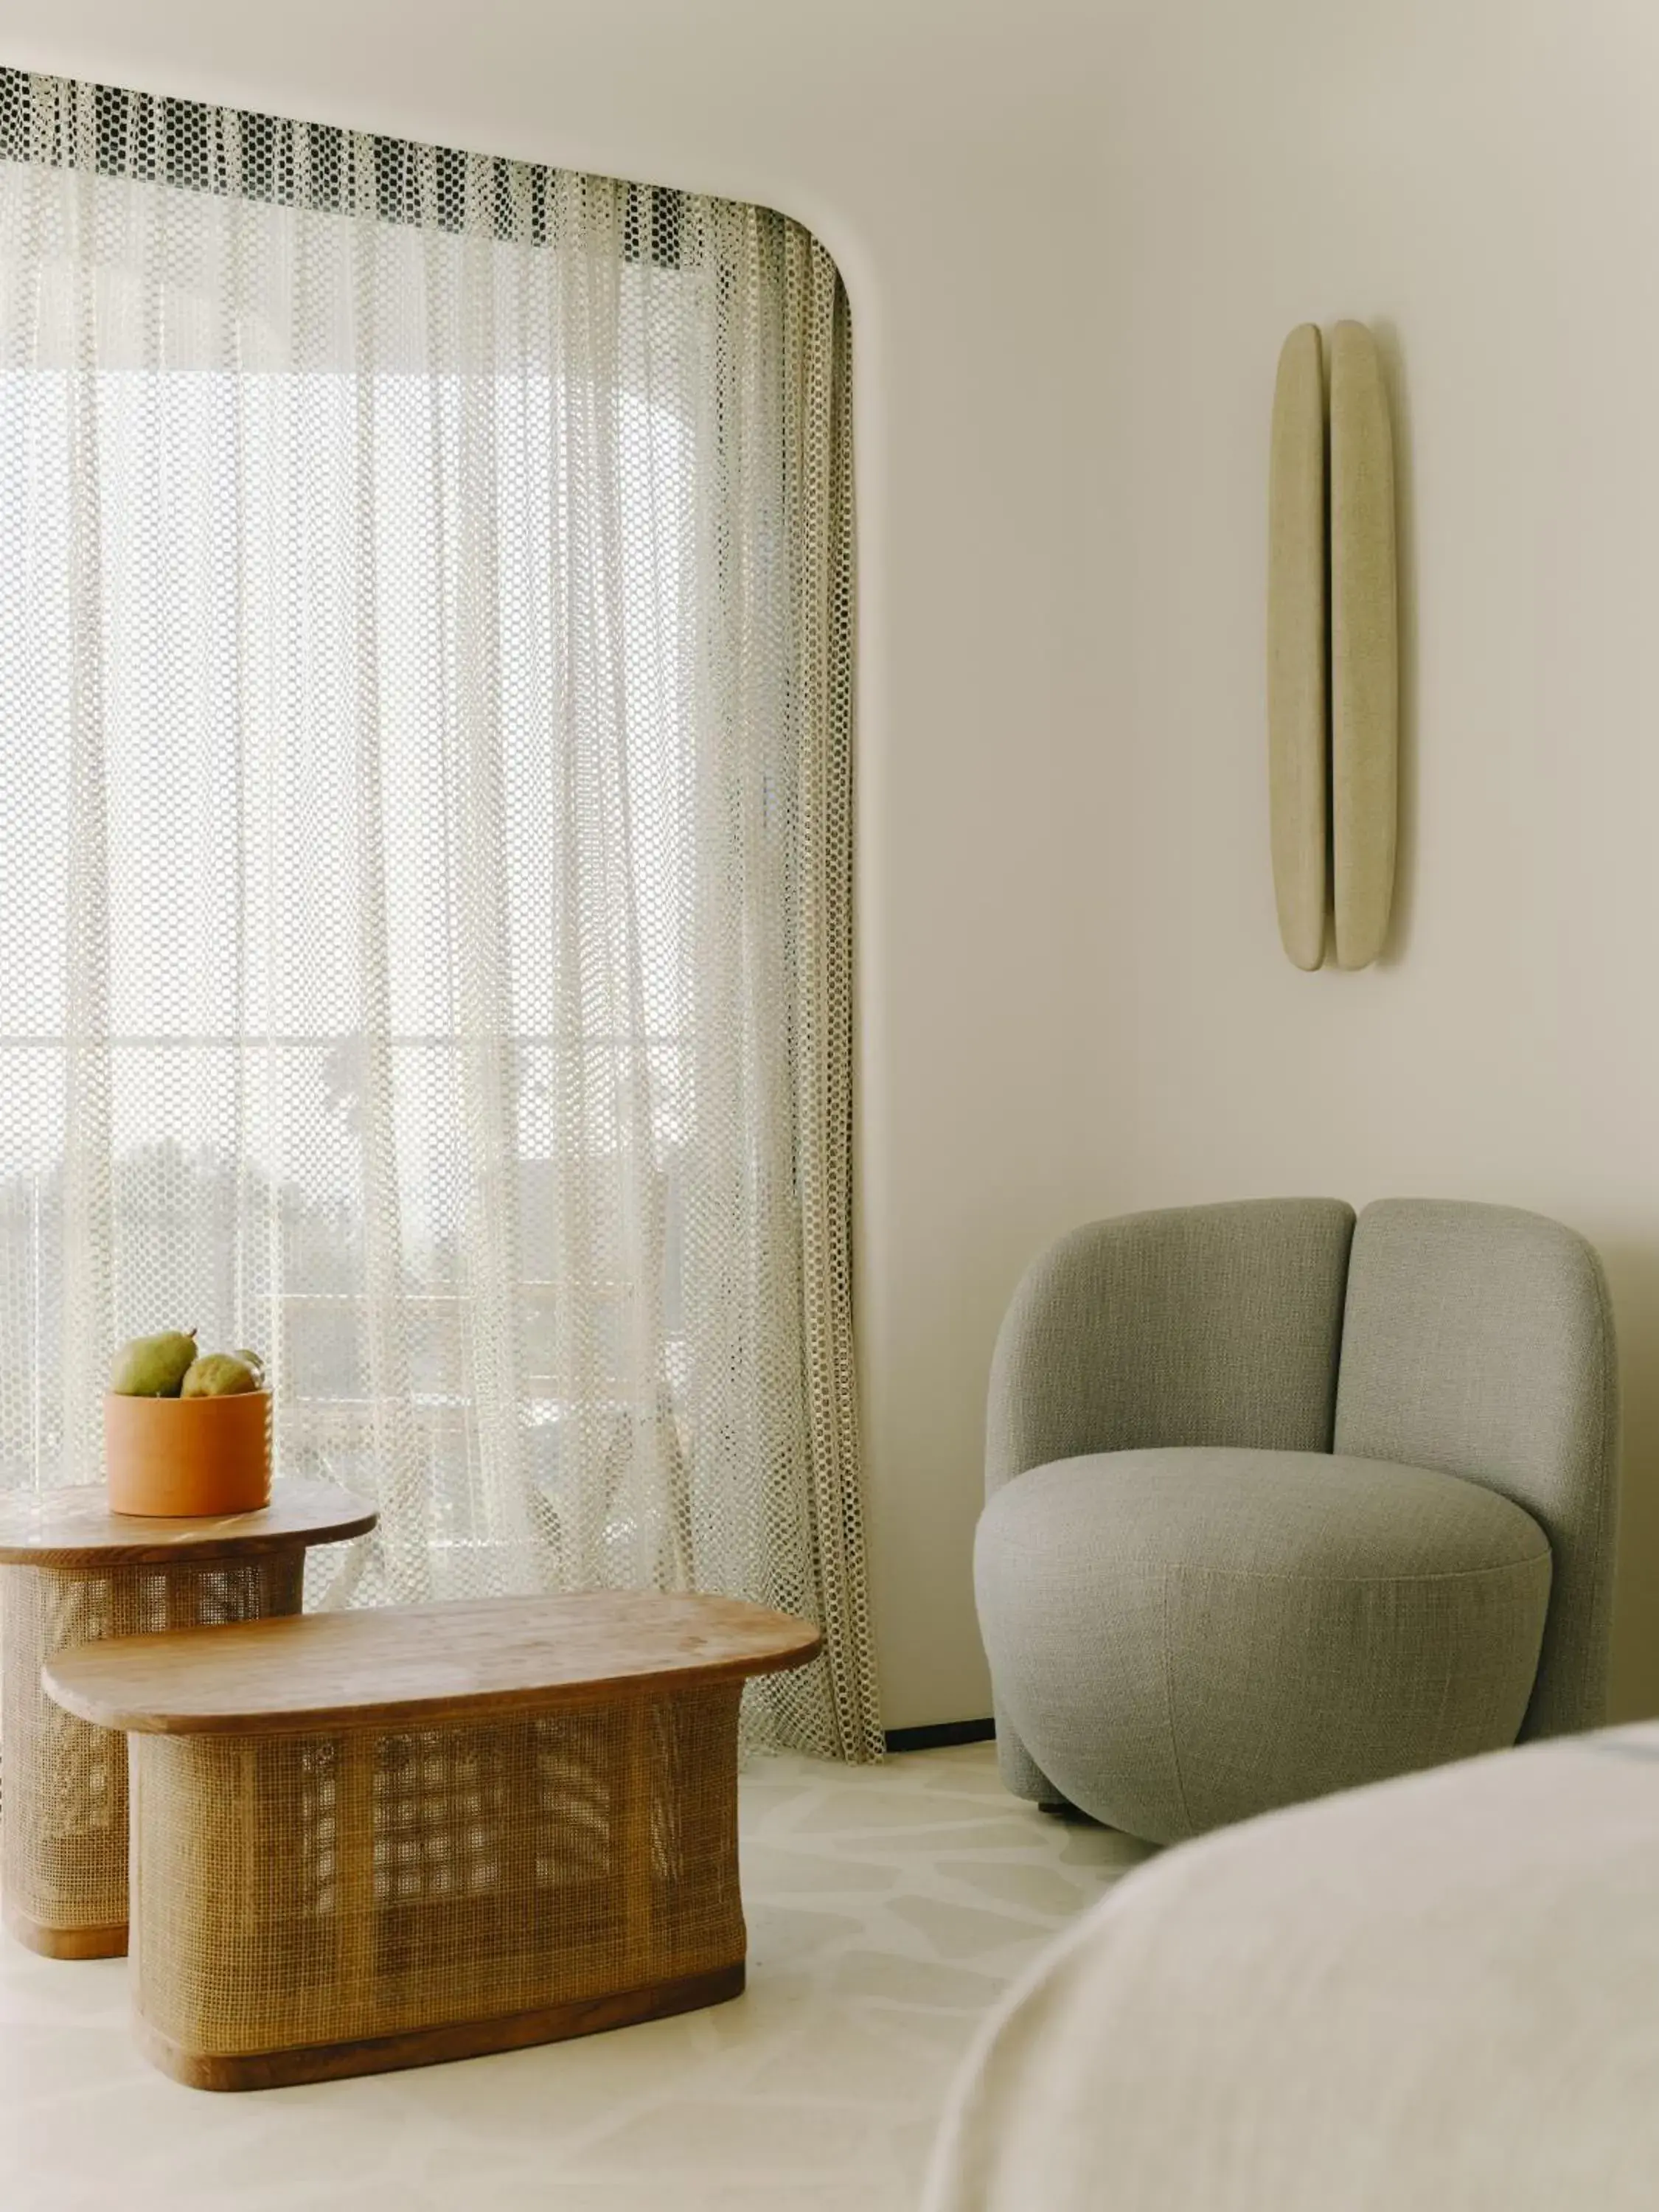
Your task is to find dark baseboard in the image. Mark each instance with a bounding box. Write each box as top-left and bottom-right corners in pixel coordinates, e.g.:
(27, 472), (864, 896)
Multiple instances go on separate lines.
(883, 1717), (995, 1753)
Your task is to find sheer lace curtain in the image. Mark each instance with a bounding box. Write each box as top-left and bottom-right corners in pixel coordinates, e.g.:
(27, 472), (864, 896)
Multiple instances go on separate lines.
(0, 71), (880, 1759)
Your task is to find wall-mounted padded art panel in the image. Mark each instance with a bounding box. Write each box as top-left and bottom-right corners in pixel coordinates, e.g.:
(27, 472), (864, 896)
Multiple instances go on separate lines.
(1329, 321), (1399, 970)
(1267, 324), (1328, 971)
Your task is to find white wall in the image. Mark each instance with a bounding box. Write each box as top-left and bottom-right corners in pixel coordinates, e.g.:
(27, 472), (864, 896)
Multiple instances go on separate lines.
(1081, 0), (1659, 1722)
(10, 0), (1659, 1724)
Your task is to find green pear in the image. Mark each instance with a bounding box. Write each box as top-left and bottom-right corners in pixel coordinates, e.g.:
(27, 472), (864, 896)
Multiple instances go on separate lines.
(109, 1329), (198, 1398)
(181, 1352), (262, 1398)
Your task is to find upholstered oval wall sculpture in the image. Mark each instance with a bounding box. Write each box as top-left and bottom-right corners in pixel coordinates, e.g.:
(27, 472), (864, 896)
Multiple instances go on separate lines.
(1329, 321), (1399, 970)
(1267, 324), (1328, 970)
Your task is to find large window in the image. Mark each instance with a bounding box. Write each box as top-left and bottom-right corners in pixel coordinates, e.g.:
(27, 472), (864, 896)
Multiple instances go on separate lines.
(0, 73), (879, 1757)
(2, 347), (694, 1568)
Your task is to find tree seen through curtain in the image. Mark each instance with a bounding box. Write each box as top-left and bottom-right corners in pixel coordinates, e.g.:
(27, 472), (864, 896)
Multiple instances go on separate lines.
(0, 70), (880, 1759)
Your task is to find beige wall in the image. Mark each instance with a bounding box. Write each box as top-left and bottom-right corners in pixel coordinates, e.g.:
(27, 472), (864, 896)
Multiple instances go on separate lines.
(10, 0), (1659, 1723)
(1081, 0), (1659, 1722)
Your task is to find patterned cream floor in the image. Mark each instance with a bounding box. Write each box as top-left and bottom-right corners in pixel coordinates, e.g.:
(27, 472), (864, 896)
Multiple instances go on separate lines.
(0, 1742), (1152, 2212)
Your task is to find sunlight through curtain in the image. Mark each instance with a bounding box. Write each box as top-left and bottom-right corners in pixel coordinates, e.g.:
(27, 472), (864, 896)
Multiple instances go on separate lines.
(0, 70), (880, 1758)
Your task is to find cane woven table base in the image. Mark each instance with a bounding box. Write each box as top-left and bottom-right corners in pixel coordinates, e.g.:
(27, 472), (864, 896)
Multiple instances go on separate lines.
(0, 1481), (376, 1960)
(44, 1590), (821, 2090)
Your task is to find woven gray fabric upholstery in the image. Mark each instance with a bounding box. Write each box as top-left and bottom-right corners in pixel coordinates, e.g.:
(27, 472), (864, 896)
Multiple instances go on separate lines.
(980, 1197), (1619, 1833)
(987, 1199), (1355, 1486)
(1335, 1199), (1619, 1740)
(978, 1447), (1551, 1843)
(984, 1198), (1355, 1800)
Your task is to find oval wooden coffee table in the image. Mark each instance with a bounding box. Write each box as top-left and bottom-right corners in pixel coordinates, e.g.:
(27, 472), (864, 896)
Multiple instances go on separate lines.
(45, 1589), (821, 2090)
(0, 1480), (376, 1959)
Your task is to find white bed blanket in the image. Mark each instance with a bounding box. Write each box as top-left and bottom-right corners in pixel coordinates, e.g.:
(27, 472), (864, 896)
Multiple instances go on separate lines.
(925, 1725), (1659, 2211)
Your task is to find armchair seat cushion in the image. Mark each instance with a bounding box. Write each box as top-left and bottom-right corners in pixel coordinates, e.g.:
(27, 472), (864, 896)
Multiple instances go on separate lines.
(976, 1447), (1552, 1844)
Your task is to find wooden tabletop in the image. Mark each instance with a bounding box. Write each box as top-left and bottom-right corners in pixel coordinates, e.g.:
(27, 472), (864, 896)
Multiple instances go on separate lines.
(0, 1479), (378, 1568)
(44, 1590), (823, 1736)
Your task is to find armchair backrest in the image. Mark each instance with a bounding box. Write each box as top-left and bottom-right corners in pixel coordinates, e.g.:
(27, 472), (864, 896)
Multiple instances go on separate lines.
(1335, 1199), (1620, 1739)
(987, 1198), (1355, 1495)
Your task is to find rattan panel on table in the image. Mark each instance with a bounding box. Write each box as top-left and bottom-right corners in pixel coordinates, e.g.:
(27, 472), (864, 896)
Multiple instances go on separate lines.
(45, 1590), (821, 2089)
(0, 1481), (376, 1958)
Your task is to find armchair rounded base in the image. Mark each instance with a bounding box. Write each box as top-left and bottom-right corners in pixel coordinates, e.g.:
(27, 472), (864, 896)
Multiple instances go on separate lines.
(978, 1446), (1552, 1845)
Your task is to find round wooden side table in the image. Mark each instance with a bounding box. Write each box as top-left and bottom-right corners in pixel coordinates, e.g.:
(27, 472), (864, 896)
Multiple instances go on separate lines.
(0, 1479), (376, 1958)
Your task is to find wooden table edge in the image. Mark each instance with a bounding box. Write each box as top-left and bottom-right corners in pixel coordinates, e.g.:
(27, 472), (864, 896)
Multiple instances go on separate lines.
(44, 1628), (824, 1738)
(0, 1510), (378, 1568)
(135, 1964), (748, 2091)
(2, 1899), (129, 1960)
(0, 1488), (378, 1568)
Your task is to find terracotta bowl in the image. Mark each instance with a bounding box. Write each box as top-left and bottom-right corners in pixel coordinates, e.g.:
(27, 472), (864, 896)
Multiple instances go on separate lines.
(104, 1391), (272, 1518)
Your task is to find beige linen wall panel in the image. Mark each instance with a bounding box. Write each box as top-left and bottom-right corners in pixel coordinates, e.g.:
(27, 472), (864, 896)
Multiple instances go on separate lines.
(1267, 323), (1328, 970)
(1329, 320), (1399, 970)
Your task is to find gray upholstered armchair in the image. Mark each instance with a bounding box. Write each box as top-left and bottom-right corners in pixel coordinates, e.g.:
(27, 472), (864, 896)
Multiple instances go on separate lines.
(977, 1198), (1619, 1843)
